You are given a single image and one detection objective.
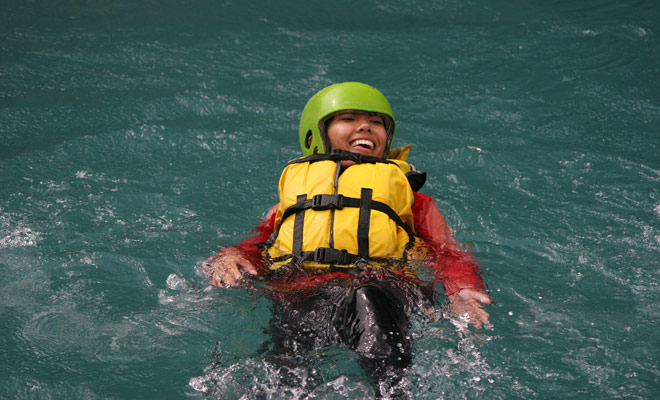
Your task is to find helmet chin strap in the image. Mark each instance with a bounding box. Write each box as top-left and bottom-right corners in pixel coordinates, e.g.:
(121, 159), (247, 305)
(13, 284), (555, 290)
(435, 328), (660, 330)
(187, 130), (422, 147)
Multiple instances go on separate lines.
(383, 136), (393, 158)
(318, 123), (333, 155)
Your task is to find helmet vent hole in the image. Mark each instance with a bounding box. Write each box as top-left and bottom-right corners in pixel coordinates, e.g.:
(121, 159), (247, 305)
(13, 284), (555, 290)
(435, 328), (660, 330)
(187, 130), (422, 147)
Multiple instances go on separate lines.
(305, 130), (313, 149)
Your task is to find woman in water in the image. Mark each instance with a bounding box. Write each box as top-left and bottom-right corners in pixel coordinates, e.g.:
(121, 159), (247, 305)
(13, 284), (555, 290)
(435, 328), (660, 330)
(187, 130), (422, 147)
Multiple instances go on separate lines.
(205, 82), (491, 397)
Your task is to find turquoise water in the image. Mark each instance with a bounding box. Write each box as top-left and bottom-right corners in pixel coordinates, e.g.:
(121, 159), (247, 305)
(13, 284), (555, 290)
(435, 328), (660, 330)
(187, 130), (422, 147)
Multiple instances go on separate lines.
(2, 0), (659, 398)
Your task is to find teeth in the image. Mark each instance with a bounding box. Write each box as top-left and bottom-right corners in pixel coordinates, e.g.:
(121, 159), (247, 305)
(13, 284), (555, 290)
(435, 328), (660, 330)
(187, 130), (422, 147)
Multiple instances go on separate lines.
(350, 139), (374, 150)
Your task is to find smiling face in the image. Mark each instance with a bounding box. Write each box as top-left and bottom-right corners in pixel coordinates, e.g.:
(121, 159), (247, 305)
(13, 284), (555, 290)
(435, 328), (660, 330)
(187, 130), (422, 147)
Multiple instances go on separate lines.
(325, 111), (389, 159)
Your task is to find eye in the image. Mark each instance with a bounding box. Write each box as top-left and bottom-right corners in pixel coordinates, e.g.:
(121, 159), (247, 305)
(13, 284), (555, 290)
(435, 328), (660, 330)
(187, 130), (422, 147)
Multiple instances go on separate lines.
(370, 118), (384, 125)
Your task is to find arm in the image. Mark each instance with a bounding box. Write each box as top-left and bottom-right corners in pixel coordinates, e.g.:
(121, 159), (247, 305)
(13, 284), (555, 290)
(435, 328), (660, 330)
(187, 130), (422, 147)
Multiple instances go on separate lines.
(412, 192), (492, 328)
(205, 204), (278, 287)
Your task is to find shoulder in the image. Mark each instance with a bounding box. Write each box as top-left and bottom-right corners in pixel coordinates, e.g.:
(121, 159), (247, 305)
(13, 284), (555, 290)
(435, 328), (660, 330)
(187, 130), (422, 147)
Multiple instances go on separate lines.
(413, 191), (435, 209)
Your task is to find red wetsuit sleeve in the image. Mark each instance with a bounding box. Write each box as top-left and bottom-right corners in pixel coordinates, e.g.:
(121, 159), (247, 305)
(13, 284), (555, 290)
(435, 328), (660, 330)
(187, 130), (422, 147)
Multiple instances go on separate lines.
(206, 204), (278, 276)
(412, 192), (486, 296)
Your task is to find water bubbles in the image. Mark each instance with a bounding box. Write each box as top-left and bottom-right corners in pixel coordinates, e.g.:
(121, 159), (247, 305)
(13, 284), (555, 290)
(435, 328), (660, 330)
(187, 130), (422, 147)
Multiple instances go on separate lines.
(190, 358), (374, 399)
(623, 24), (649, 38)
(0, 226), (40, 248)
(409, 315), (500, 398)
(158, 290), (175, 305)
(75, 170), (91, 179)
(166, 273), (190, 291)
(188, 376), (208, 393)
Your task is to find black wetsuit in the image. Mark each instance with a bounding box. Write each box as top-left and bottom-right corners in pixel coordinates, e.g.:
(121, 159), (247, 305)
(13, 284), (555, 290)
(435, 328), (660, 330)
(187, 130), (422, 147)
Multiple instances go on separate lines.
(261, 268), (434, 398)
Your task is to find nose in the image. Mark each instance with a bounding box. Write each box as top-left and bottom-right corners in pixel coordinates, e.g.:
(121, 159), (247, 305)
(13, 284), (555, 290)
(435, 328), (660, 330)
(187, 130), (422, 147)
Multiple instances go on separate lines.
(356, 116), (371, 132)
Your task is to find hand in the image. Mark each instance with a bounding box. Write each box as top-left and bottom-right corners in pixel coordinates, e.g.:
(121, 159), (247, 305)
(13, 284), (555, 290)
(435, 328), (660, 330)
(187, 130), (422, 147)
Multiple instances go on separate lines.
(209, 251), (257, 287)
(448, 289), (493, 329)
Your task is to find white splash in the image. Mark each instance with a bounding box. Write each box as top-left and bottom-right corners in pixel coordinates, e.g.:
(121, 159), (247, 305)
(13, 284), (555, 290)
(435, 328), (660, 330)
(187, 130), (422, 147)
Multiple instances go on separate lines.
(0, 226), (40, 248)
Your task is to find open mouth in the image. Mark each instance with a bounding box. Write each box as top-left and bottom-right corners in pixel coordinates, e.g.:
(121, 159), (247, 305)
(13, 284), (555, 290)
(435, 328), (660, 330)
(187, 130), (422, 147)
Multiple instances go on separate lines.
(350, 139), (374, 150)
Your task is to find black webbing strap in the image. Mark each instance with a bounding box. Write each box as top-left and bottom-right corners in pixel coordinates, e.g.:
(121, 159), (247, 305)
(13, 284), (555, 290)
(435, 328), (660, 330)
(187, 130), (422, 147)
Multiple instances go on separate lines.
(279, 195), (415, 240)
(291, 194), (306, 256)
(278, 193), (344, 224)
(267, 248), (360, 266)
(300, 247), (360, 264)
(368, 201), (416, 239)
(287, 150), (397, 166)
(357, 188), (372, 258)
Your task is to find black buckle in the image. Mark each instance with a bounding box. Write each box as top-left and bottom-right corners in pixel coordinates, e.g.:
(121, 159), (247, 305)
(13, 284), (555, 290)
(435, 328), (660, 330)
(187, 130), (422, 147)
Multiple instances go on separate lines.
(311, 194), (343, 210)
(313, 247), (348, 264)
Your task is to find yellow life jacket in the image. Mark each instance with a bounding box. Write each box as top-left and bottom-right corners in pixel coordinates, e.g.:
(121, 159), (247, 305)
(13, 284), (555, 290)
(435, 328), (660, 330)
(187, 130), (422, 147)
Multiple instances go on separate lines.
(264, 150), (425, 270)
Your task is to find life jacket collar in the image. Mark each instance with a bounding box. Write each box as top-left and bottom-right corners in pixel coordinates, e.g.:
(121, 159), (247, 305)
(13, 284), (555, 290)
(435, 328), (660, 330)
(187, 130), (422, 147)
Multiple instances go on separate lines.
(293, 149), (392, 166)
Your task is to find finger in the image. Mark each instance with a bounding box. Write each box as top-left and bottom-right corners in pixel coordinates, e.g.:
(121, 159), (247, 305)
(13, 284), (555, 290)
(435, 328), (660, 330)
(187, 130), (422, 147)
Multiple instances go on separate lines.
(242, 262), (258, 275)
(210, 272), (225, 287)
(229, 254), (257, 276)
(228, 264), (243, 283)
(219, 268), (238, 286)
(471, 291), (493, 305)
(470, 308), (490, 328)
(216, 258), (240, 285)
(213, 265), (237, 287)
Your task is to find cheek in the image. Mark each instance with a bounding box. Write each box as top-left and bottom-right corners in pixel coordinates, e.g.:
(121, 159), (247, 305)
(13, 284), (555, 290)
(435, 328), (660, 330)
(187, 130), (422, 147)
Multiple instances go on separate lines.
(327, 126), (348, 147)
(376, 130), (389, 154)
(327, 131), (340, 147)
(376, 129), (388, 144)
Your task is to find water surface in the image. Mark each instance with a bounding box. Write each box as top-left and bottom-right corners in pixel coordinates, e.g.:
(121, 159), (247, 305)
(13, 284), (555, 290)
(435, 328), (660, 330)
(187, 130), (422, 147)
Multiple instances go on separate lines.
(1, 0), (659, 398)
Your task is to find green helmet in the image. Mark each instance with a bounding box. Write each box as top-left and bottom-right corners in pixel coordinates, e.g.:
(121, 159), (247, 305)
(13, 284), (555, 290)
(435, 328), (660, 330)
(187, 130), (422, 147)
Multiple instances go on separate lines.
(299, 82), (396, 157)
